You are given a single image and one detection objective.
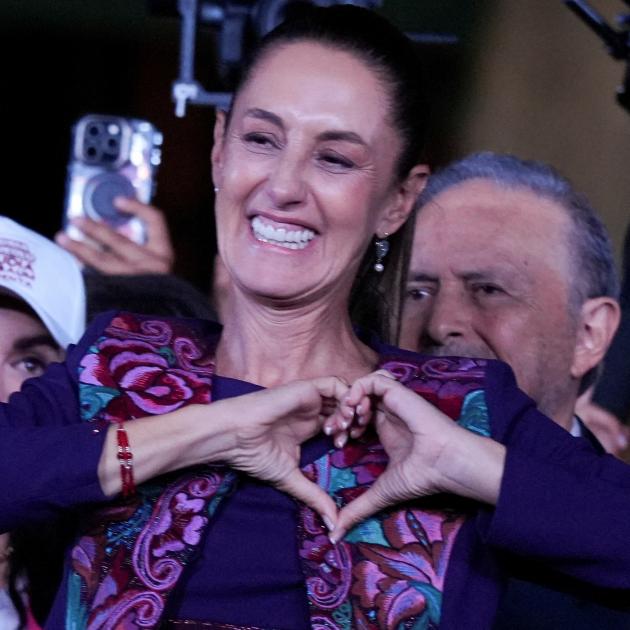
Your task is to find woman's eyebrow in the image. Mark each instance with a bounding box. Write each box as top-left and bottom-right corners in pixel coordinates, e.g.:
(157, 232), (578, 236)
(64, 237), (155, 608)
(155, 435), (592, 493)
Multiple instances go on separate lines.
(244, 108), (284, 128)
(316, 130), (367, 146)
(13, 334), (59, 353)
(244, 108), (366, 146)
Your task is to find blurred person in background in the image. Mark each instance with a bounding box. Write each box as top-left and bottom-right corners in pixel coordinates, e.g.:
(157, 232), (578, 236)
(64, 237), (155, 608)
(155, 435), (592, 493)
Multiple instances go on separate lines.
(0, 217), (85, 629)
(399, 152), (630, 628)
(577, 223), (630, 454)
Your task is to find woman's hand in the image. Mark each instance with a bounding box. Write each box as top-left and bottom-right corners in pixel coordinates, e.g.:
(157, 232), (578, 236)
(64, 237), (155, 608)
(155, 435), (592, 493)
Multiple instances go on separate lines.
(324, 371), (506, 543)
(219, 376), (349, 525)
(100, 376), (348, 530)
(56, 197), (175, 274)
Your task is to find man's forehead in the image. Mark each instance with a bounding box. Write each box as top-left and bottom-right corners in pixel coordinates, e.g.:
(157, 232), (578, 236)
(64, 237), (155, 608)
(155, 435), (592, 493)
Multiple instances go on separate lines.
(417, 178), (568, 222)
(411, 178), (573, 279)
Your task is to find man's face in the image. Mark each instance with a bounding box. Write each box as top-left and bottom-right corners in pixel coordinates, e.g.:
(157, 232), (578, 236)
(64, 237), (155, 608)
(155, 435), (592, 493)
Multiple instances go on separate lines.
(0, 300), (63, 403)
(399, 178), (581, 422)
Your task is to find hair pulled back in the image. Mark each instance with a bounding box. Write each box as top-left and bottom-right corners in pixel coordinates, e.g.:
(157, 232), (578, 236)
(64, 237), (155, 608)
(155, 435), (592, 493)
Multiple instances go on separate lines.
(225, 5), (428, 343)
(231, 4), (428, 181)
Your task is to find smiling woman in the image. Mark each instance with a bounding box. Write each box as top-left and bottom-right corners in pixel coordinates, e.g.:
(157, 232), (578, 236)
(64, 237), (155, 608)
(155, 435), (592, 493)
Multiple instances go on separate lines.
(1, 5), (629, 630)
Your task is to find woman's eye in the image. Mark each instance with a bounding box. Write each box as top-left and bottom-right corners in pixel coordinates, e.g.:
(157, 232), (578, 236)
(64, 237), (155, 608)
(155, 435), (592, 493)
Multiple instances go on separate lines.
(318, 152), (355, 170)
(243, 132), (278, 149)
(15, 356), (47, 376)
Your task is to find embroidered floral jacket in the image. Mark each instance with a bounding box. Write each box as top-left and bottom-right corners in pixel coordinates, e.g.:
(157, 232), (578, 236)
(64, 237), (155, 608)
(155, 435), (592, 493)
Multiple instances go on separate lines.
(59, 312), (495, 630)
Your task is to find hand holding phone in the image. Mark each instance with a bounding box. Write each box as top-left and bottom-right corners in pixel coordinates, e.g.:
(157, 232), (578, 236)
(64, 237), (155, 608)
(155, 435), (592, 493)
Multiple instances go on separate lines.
(56, 198), (175, 275)
(63, 114), (162, 245)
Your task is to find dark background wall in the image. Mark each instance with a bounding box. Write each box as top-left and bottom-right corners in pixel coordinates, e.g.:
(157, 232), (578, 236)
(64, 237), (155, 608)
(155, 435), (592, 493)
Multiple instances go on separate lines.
(1, 0), (628, 292)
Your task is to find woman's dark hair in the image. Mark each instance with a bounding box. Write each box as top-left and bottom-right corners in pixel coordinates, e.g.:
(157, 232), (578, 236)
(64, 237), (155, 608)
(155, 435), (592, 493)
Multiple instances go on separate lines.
(228, 5), (428, 343)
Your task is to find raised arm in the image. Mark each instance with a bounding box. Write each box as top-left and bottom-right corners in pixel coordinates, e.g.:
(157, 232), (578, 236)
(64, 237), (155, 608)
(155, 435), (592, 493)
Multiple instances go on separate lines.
(325, 369), (630, 589)
(0, 349), (344, 534)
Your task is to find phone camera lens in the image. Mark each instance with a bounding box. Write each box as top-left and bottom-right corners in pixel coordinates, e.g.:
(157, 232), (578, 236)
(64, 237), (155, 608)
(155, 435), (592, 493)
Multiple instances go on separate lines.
(87, 123), (101, 137)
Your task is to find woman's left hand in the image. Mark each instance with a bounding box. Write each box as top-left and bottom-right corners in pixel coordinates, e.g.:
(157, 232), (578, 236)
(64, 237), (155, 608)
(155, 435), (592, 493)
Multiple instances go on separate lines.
(324, 371), (506, 543)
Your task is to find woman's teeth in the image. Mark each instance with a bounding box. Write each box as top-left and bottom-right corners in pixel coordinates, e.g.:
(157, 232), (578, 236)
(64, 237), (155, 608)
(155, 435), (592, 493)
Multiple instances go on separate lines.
(251, 216), (315, 250)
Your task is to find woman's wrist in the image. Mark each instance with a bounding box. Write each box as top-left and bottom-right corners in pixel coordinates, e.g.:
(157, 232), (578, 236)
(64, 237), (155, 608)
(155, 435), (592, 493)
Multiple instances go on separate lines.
(434, 428), (506, 505)
(98, 402), (238, 496)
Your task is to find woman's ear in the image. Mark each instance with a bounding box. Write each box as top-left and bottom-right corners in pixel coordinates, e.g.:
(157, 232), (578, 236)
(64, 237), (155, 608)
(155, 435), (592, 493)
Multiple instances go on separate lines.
(377, 164), (430, 236)
(570, 296), (621, 380)
(211, 110), (227, 188)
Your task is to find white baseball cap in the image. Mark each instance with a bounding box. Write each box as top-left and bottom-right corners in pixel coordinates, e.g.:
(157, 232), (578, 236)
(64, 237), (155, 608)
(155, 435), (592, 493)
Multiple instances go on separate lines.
(0, 217), (85, 349)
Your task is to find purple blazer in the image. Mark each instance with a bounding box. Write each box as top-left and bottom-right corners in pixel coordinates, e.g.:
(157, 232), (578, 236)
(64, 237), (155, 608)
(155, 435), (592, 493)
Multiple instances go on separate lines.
(1, 312), (629, 629)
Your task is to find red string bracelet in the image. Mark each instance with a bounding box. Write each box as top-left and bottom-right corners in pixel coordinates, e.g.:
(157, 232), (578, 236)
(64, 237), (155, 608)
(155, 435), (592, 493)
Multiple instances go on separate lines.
(116, 422), (136, 498)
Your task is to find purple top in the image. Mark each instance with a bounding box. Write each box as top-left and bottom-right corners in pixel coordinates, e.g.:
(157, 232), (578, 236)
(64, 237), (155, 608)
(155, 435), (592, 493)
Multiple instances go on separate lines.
(1, 312), (630, 629)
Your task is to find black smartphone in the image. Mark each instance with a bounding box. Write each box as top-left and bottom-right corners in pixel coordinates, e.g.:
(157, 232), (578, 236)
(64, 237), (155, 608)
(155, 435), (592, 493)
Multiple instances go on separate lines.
(63, 114), (162, 245)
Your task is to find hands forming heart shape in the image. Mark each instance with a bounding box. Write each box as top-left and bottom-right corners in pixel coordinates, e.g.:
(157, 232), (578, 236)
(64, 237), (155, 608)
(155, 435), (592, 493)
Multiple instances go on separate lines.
(220, 371), (504, 544)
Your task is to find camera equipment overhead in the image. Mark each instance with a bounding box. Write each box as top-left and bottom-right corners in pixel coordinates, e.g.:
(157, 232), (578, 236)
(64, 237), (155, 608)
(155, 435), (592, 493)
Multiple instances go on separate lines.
(167, 0), (457, 117)
(171, 0), (382, 117)
(565, 0), (630, 114)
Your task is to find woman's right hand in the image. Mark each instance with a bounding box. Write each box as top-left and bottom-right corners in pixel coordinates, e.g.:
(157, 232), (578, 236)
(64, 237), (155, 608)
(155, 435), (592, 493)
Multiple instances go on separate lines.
(216, 377), (348, 525)
(100, 376), (349, 531)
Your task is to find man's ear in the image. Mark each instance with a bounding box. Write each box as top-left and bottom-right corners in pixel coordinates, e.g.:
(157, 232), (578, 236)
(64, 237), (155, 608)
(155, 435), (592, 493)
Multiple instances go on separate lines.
(211, 109), (227, 189)
(377, 164), (429, 236)
(571, 297), (621, 380)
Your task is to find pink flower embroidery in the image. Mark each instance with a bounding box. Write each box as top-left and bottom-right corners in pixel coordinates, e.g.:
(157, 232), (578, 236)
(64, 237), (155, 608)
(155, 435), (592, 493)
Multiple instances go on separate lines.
(353, 544), (434, 628)
(350, 510), (464, 628)
(153, 493), (208, 558)
(80, 338), (211, 416)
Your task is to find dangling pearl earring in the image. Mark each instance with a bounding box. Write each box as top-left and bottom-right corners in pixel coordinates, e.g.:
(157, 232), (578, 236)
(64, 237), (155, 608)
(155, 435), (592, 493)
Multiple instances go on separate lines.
(373, 234), (390, 273)
(214, 186), (219, 194)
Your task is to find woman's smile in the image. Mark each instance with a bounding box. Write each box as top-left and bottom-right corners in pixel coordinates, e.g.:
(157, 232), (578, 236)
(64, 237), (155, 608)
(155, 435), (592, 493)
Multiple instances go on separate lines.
(212, 41), (404, 302)
(250, 215), (316, 250)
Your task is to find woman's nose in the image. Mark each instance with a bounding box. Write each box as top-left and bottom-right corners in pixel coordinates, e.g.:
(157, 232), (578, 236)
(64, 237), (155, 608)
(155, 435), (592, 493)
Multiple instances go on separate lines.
(266, 152), (307, 208)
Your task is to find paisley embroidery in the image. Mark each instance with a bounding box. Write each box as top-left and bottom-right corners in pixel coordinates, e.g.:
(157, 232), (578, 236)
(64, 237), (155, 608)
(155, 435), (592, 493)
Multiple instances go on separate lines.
(68, 314), (490, 629)
(68, 314), (236, 630)
(381, 355), (487, 420)
(299, 357), (490, 629)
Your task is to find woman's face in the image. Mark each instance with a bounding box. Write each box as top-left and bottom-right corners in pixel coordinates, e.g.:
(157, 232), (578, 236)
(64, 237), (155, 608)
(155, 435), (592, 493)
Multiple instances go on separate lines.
(212, 41), (410, 305)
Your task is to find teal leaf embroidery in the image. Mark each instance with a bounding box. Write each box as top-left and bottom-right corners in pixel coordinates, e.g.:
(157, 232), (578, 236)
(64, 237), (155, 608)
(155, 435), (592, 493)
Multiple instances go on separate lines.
(458, 390), (490, 437)
(79, 383), (120, 421)
(65, 571), (88, 630)
(332, 600), (353, 628)
(345, 517), (387, 546)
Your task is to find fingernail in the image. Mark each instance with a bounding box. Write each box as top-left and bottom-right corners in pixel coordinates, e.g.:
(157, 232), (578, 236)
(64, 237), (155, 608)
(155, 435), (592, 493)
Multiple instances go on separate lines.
(350, 428), (361, 438)
(323, 425), (332, 436)
(618, 434), (629, 449)
(335, 434), (347, 448)
(328, 533), (338, 545)
(323, 516), (335, 532)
